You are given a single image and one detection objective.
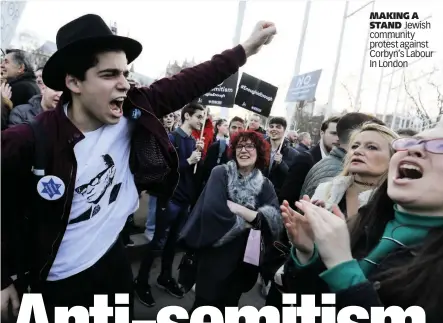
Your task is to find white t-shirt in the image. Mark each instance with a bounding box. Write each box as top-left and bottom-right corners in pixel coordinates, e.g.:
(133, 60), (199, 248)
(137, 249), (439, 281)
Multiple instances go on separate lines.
(47, 109), (139, 281)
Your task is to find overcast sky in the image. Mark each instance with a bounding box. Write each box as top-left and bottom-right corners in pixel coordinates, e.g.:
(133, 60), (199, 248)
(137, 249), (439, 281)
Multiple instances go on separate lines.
(10, 0), (443, 121)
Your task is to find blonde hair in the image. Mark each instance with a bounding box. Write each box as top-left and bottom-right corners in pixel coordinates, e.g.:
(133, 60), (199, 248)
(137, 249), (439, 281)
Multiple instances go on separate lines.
(340, 122), (400, 177)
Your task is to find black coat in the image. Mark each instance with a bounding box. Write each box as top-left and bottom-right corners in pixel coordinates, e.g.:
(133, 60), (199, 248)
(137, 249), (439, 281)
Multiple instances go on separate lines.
(295, 143), (310, 153)
(202, 140), (230, 185)
(7, 72), (40, 108)
(260, 143), (314, 283)
(180, 162), (282, 303)
(279, 144), (322, 207)
(263, 139), (298, 203)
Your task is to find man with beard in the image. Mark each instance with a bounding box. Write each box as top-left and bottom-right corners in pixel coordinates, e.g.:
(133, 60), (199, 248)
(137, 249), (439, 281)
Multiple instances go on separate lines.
(1, 49), (40, 107)
(1, 14), (277, 321)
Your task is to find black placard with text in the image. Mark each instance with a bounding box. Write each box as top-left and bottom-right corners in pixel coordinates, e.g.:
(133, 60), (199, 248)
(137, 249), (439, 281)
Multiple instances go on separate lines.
(196, 73), (239, 107)
(234, 73), (278, 117)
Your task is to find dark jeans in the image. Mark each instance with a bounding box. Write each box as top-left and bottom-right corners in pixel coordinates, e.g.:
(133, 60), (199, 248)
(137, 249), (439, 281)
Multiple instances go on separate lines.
(120, 214), (134, 245)
(137, 200), (189, 286)
(38, 239), (133, 323)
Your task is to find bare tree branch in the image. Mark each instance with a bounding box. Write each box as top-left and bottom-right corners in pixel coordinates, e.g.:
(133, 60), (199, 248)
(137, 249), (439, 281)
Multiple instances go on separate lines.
(428, 67), (443, 122)
(341, 82), (355, 111)
(416, 88), (430, 120)
(403, 72), (432, 124)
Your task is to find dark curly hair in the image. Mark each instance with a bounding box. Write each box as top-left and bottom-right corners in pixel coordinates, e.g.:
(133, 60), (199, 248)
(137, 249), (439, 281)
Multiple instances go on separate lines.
(228, 130), (270, 171)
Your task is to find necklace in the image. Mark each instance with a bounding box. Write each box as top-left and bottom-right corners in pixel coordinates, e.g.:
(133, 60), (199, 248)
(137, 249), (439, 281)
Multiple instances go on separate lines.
(353, 178), (376, 187)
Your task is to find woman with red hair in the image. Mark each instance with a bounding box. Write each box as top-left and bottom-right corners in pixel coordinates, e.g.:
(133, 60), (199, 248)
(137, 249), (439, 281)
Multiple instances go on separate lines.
(180, 130), (283, 311)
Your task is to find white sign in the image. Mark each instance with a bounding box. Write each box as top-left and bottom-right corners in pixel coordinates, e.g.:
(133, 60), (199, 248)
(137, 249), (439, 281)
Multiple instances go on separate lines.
(285, 69), (322, 102)
(1, 1), (27, 49)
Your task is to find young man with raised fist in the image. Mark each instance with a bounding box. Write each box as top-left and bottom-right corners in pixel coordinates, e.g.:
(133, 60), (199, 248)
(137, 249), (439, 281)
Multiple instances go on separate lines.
(1, 14), (276, 322)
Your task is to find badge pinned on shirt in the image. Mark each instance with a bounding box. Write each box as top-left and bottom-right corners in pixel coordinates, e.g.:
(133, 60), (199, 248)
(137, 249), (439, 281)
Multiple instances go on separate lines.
(37, 175), (66, 201)
(131, 108), (141, 120)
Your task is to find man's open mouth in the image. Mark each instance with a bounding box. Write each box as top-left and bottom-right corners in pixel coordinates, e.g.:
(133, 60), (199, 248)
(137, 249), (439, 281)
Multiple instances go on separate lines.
(397, 162), (423, 180)
(109, 97), (125, 117)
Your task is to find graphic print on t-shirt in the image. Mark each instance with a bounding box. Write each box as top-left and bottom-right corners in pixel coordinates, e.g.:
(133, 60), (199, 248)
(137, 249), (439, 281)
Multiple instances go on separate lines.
(69, 154), (122, 224)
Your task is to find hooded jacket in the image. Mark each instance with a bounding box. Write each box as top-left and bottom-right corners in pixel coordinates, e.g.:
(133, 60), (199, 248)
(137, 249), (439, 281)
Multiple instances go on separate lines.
(301, 146), (347, 198)
(8, 94), (44, 127)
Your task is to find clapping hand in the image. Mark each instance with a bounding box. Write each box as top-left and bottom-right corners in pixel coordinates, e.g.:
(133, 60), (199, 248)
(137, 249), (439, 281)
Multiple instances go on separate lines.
(1, 83), (12, 100)
(296, 201), (353, 269)
(281, 198), (315, 264)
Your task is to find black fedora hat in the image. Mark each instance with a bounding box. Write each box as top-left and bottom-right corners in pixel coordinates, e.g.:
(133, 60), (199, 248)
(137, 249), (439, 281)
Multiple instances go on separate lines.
(43, 14), (142, 91)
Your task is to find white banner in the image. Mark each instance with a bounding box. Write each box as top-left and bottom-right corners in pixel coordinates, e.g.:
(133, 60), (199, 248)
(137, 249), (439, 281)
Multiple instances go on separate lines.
(1, 1), (27, 49)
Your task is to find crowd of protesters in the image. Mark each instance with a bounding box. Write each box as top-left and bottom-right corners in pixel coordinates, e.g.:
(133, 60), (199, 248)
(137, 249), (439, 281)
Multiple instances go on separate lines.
(1, 13), (442, 323)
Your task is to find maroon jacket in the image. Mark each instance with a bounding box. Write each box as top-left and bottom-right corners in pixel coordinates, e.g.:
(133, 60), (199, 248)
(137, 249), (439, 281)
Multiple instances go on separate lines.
(1, 45), (246, 289)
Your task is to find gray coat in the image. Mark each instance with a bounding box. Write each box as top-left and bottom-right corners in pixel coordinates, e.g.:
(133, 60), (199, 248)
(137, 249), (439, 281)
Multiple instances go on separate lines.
(300, 146), (347, 198)
(8, 94), (43, 127)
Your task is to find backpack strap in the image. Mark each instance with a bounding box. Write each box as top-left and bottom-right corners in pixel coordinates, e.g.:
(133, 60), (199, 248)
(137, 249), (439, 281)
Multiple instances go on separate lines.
(28, 119), (47, 178)
(217, 139), (227, 165)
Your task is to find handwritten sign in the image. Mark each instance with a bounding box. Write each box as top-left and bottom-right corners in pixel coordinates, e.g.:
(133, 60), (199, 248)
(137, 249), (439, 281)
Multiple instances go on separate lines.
(1, 1), (27, 49)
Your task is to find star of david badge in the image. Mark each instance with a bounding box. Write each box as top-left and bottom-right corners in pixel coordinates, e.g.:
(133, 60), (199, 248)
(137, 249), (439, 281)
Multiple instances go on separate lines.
(131, 108), (141, 120)
(37, 175), (66, 201)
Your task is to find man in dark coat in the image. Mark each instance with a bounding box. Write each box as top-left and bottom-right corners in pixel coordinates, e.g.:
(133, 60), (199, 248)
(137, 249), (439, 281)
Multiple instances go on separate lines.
(248, 113), (267, 135)
(280, 116), (340, 208)
(294, 132), (312, 153)
(263, 116), (298, 202)
(1, 49), (40, 107)
(1, 14), (277, 321)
